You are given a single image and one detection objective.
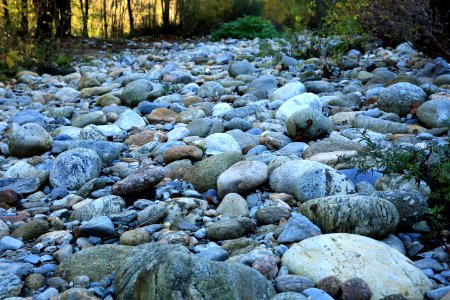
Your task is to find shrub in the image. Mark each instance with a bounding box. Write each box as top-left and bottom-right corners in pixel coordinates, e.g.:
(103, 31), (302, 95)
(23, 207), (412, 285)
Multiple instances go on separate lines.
(348, 129), (450, 227)
(211, 16), (279, 41)
(360, 0), (450, 60)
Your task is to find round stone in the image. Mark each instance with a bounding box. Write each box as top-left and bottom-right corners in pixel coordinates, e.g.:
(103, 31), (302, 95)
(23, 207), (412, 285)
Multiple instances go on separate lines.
(378, 83), (427, 117)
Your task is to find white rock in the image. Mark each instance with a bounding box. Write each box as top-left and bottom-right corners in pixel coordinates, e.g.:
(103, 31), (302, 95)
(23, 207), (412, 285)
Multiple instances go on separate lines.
(269, 81), (305, 102)
(204, 133), (241, 155)
(55, 87), (81, 102)
(276, 93), (321, 122)
(282, 233), (434, 299)
(115, 109), (146, 130)
(212, 103), (233, 116)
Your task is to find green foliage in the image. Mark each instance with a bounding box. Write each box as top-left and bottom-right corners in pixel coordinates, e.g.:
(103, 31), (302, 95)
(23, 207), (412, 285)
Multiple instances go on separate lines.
(349, 129), (450, 226)
(211, 16), (279, 41)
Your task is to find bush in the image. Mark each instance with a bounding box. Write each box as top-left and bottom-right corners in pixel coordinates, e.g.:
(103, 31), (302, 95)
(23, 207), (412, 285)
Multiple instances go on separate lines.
(360, 0), (450, 60)
(211, 16), (279, 41)
(348, 129), (450, 227)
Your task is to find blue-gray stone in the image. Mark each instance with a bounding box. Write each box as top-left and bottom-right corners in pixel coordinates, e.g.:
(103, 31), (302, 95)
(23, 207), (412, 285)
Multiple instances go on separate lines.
(70, 140), (123, 165)
(35, 287), (59, 300)
(80, 216), (115, 237)
(302, 288), (334, 300)
(11, 110), (45, 125)
(33, 264), (58, 275)
(137, 101), (168, 114)
(426, 286), (450, 300)
(414, 258), (444, 272)
(277, 214), (321, 243)
(196, 246), (229, 261)
(0, 178), (41, 194)
(0, 236), (24, 251)
(340, 168), (383, 186)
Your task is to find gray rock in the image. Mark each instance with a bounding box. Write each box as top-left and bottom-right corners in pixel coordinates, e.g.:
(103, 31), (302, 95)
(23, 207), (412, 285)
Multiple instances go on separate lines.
(206, 217), (255, 241)
(55, 87), (81, 102)
(195, 245), (229, 261)
(121, 79), (162, 106)
(115, 242), (274, 300)
(228, 61), (256, 77)
(115, 109), (146, 130)
(0, 178), (41, 194)
(300, 195), (399, 238)
(71, 111), (107, 128)
(0, 236), (24, 251)
(79, 216), (115, 237)
(112, 165), (165, 196)
(50, 148), (102, 190)
(137, 202), (167, 225)
(271, 292), (308, 300)
(426, 286), (450, 300)
(69, 140), (122, 166)
(70, 195), (126, 222)
(246, 75), (277, 99)
(417, 97), (450, 128)
(255, 206), (291, 225)
(286, 107), (333, 141)
(187, 118), (225, 137)
(0, 273), (22, 299)
(217, 193), (249, 217)
(184, 151), (243, 192)
(270, 81), (305, 102)
(11, 109), (45, 125)
(269, 160), (355, 203)
(217, 161), (268, 198)
(204, 133), (241, 155)
(378, 83), (427, 117)
(79, 125), (106, 141)
(223, 106), (257, 121)
(198, 81), (225, 98)
(276, 93), (321, 122)
(9, 123), (53, 157)
(302, 288), (334, 300)
(354, 115), (409, 134)
(275, 275), (315, 293)
(56, 244), (133, 281)
(382, 234), (406, 255)
(0, 220), (9, 238)
(277, 214), (321, 243)
(375, 190), (428, 225)
(303, 81), (334, 94)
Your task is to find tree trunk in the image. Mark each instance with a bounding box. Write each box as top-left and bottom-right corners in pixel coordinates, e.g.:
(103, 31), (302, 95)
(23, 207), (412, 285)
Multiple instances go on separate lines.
(33, 0), (55, 39)
(80, 0), (89, 37)
(20, 0), (28, 36)
(102, 0), (107, 37)
(2, 0), (11, 29)
(162, 0), (170, 33)
(56, 0), (71, 37)
(127, 0), (134, 36)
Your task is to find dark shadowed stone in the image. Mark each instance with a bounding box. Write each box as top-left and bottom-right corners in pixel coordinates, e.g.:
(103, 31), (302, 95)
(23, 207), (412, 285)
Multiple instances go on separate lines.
(276, 214), (321, 243)
(317, 276), (342, 298)
(12, 219), (49, 241)
(206, 217), (255, 241)
(255, 206), (291, 225)
(340, 278), (372, 300)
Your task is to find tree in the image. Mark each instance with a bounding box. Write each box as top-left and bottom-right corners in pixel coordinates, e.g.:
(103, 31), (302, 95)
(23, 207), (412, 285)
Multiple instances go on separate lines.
(20, 0), (28, 36)
(79, 0), (89, 37)
(127, 0), (134, 36)
(2, 0), (11, 29)
(56, 0), (71, 37)
(33, 0), (55, 39)
(161, 0), (170, 33)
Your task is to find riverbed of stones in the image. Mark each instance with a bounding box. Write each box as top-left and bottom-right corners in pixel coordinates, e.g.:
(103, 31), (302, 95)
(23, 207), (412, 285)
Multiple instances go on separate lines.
(0, 37), (450, 300)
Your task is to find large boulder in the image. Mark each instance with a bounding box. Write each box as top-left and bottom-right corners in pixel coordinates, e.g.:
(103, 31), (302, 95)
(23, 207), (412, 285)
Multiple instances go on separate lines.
(416, 97), (450, 128)
(286, 107), (333, 141)
(228, 61), (256, 77)
(276, 93), (321, 122)
(281, 233), (434, 299)
(378, 82), (427, 117)
(56, 245), (133, 281)
(245, 75), (277, 99)
(115, 242), (275, 300)
(300, 195), (399, 238)
(269, 81), (306, 102)
(183, 152), (243, 192)
(217, 161), (268, 198)
(269, 160), (355, 203)
(121, 79), (163, 107)
(50, 148), (102, 190)
(9, 123), (53, 157)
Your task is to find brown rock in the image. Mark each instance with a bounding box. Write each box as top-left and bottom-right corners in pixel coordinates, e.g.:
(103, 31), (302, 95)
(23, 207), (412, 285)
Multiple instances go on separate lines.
(112, 165), (165, 195)
(146, 108), (178, 123)
(125, 130), (167, 146)
(12, 219), (49, 241)
(252, 256), (278, 280)
(339, 277), (372, 300)
(164, 160), (194, 180)
(0, 189), (23, 207)
(163, 146), (203, 163)
(24, 273), (46, 291)
(317, 276), (342, 298)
